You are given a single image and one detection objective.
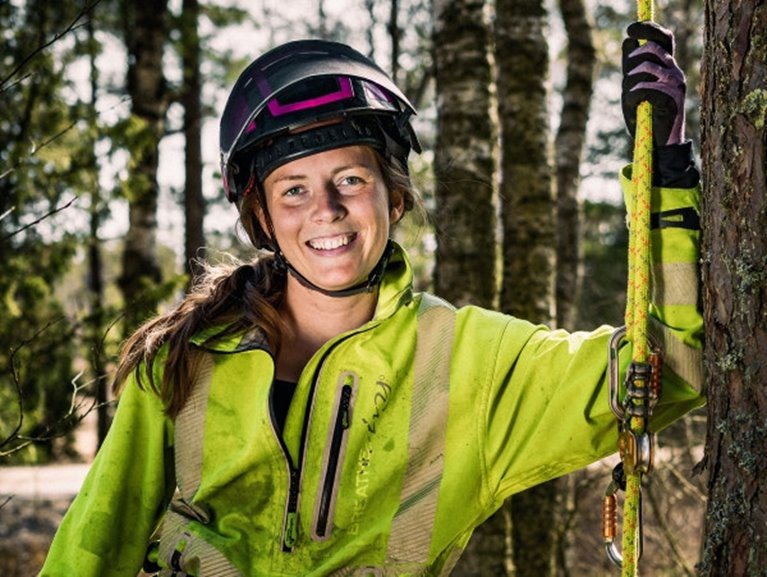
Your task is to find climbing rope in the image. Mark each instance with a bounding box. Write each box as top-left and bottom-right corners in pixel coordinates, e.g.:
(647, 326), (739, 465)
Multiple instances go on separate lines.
(602, 1), (657, 575)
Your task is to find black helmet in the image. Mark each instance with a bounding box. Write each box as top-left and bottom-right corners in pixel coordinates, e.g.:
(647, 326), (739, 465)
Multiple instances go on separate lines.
(220, 39), (421, 204)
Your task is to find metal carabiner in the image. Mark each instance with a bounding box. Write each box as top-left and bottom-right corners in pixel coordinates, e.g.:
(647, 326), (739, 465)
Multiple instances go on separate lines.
(608, 326), (663, 422)
(608, 326), (627, 420)
(601, 466), (644, 569)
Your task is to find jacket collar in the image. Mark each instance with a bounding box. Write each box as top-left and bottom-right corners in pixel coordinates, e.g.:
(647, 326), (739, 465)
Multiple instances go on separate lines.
(191, 242), (414, 353)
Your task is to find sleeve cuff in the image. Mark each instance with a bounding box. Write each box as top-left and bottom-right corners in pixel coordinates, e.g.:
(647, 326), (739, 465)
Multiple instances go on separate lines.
(654, 140), (700, 188)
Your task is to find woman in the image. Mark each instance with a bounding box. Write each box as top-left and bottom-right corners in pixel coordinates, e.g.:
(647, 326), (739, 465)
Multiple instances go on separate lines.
(40, 22), (703, 576)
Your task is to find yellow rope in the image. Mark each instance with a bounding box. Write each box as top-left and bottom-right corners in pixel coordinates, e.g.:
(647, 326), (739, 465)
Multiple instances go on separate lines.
(622, 0), (654, 575)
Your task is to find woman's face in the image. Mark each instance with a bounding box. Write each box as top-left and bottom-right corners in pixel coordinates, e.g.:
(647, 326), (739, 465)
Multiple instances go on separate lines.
(261, 145), (404, 293)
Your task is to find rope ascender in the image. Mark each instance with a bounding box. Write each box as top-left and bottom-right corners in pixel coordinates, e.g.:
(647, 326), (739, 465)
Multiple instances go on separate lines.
(601, 2), (662, 576)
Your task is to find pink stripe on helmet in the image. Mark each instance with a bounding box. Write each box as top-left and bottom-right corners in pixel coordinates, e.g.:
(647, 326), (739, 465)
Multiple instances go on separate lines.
(261, 77), (354, 117)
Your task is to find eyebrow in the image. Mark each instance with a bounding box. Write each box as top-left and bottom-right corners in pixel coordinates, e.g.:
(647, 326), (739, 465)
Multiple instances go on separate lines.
(269, 163), (372, 185)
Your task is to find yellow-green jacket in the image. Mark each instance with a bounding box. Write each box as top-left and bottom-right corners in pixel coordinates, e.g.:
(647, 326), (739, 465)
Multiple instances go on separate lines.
(40, 171), (704, 576)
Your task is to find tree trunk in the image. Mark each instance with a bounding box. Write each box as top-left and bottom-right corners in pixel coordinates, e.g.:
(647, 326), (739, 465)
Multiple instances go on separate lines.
(118, 0), (168, 334)
(495, 1), (559, 576)
(182, 0), (205, 283)
(432, 0), (502, 574)
(86, 8), (109, 447)
(388, 0), (401, 84)
(698, 1), (767, 575)
(496, 0), (556, 325)
(432, 0), (498, 309)
(554, 0), (596, 332)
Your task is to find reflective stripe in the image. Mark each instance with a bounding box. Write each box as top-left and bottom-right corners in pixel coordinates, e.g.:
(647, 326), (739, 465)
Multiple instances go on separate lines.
(158, 353), (243, 577)
(175, 353), (214, 498)
(651, 262), (699, 307)
(649, 318), (703, 392)
(387, 293), (456, 564)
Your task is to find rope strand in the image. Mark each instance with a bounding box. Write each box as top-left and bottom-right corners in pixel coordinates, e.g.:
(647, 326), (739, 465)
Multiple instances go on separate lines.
(622, 1), (655, 575)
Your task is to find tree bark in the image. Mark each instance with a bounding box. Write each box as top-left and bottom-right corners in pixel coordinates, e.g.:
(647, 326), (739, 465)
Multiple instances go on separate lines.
(182, 0), (205, 283)
(554, 0), (596, 332)
(496, 0), (559, 576)
(118, 0), (168, 334)
(86, 7), (109, 447)
(698, 1), (767, 575)
(432, 0), (498, 309)
(496, 0), (556, 326)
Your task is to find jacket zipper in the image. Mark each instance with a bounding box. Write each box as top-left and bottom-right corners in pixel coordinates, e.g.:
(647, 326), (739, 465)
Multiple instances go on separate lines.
(269, 387), (301, 552)
(315, 381), (354, 539)
(275, 329), (374, 552)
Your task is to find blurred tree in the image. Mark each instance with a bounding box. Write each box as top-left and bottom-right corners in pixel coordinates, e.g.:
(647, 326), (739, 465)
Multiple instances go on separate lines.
(698, 0), (767, 574)
(495, 0), (560, 575)
(83, 2), (111, 448)
(432, 0), (498, 309)
(0, 0), (96, 462)
(554, 0), (596, 333)
(180, 0), (205, 283)
(117, 0), (172, 334)
(432, 0), (500, 572)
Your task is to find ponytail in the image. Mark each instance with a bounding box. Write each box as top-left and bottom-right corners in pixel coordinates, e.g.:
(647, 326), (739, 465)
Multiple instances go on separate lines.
(113, 255), (286, 417)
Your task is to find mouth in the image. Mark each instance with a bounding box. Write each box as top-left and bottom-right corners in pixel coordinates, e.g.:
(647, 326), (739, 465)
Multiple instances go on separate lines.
(307, 233), (357, 251)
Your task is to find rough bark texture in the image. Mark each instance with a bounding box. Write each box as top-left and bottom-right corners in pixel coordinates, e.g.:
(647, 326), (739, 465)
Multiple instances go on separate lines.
(496, 0), (556, 325)
(432, 0), (498, 308)
(698, 1), (767, 575)
(182, 0), (205, 283)
(495, 1), (559, 576)
(119, 0), (168, 333)
(554, 0), (596, 332)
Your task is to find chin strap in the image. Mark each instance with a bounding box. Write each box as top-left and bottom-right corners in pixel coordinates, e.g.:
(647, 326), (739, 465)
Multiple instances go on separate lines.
(272, 239), (394, 298)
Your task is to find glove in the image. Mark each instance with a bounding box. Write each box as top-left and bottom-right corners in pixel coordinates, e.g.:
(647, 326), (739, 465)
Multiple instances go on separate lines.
(622, 21), (686, 146)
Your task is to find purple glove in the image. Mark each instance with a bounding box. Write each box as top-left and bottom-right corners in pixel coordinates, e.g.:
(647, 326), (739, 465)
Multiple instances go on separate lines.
(622, 21), (686, 146)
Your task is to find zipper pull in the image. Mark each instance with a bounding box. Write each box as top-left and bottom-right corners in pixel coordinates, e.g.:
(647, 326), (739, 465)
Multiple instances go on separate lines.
(340, 385), (352, 429)
(284, 511), (299, 550)
(283, 468), (300, 551)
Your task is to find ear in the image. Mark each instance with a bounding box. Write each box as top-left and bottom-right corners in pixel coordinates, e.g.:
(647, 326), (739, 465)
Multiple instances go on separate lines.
(389, 190), (405, 224)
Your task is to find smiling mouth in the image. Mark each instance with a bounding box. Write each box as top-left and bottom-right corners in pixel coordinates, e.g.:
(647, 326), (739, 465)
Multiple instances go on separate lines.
(307, 233), (356, 251)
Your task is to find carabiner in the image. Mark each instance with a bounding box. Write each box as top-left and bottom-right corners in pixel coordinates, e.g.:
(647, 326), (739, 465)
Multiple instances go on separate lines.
(608, 326), (627, 420)
(601, 467), (644, 569)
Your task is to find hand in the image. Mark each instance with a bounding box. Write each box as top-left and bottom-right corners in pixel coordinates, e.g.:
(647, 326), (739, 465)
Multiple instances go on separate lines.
(622, 21), (686, 146)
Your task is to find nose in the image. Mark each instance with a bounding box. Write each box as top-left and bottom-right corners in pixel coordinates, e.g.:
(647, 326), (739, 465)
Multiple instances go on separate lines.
(311, 183), (346, 223)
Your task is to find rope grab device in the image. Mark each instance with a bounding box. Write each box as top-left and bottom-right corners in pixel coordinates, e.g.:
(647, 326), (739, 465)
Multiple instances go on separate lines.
(601, 1), (661, 575)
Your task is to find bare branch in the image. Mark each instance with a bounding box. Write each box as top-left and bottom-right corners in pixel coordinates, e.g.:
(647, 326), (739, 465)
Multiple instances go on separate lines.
(1, 318), (65, 452)
(0, 207), (14, 222)
(1, 196), (77, 242)
(0, 95), (132, 184)
(0, 0), (105, 91)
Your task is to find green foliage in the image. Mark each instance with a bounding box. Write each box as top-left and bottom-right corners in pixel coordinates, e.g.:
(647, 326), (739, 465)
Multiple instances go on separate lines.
(0, 0), (99, 463)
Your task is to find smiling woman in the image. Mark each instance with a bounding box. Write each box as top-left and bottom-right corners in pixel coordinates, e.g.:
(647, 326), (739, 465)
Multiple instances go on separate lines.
(260, 146), (403, 295)
(39, 29), (706, 577)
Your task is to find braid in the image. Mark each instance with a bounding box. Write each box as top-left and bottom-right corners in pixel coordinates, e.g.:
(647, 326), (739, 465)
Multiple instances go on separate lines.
(114, 255), (286, 417)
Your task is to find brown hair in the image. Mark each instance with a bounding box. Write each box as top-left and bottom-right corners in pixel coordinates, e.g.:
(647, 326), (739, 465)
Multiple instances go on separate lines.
(114, 149), (420, 417)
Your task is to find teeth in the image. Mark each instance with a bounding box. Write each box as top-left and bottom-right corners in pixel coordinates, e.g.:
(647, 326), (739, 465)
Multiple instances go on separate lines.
(309, 235), (352, 250)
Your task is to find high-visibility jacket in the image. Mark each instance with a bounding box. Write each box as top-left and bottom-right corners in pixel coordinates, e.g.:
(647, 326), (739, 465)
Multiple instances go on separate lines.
(39, 171), (704, 576)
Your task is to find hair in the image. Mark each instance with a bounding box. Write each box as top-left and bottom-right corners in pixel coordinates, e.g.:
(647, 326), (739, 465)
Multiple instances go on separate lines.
(114, 148), (421, 418)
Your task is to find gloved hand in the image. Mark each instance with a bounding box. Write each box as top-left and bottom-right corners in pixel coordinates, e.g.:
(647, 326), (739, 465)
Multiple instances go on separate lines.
(622, 21), (686, 146)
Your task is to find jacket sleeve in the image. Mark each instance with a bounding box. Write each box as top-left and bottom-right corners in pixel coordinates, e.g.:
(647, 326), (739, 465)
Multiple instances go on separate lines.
(478, 168), (704, 503)
(38, 370), (174, 577)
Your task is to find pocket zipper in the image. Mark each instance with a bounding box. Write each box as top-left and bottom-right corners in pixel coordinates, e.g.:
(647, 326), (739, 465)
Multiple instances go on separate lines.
(315, 376), (356, 539)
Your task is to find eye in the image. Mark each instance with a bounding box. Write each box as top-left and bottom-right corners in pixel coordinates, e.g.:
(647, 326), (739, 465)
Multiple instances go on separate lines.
(337, 173), (370, 192)
(282, 185), (305, 198)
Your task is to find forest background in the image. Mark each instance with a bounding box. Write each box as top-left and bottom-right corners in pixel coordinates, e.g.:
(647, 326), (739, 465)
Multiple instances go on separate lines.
(1, 0), (764, 576)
